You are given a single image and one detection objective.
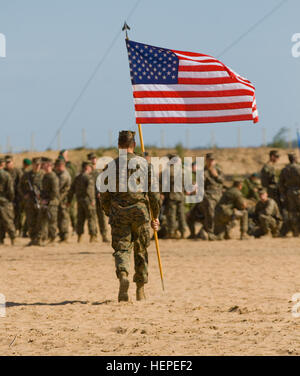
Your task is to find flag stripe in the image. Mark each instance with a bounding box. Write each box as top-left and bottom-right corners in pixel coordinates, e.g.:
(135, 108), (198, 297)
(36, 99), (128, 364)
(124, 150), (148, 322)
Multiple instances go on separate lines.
(134, 96), (254, 104)
(133, 89), (255, 98)
(135, 102), (252, 111)
(136, 115), (254, 123)
(136, 108), (252, 118)
(133, 83), (255, 92)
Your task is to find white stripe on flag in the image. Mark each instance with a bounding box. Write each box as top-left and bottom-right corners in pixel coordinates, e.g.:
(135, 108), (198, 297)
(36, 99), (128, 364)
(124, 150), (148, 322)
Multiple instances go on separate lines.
(134, 96), (254, 104)
(133, 83), (255, 92)
(135, 108), (253, 118)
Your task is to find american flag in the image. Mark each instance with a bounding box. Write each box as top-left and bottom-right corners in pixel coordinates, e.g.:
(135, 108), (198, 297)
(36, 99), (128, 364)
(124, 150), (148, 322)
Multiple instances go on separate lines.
(126, 40), (258, 124)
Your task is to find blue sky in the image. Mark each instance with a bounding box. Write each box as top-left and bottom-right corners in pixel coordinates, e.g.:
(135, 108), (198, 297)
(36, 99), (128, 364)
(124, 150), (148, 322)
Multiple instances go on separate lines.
(0, 0), (299, 151)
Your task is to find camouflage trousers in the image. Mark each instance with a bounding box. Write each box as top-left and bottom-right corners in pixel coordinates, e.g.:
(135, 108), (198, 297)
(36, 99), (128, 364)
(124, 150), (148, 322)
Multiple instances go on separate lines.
(166, 199), (186, 235)
(24, 203), (40, 241)
(36, 205), (58, 242)
(96, 198), (108, 238)
(58, 203), (70, 240)
(287, 189), (300, 235)
(214, 208), (248, 238)
(0, 201), (16, 241)
(186, 203), (205, 237)
(69, 198), (77, 232)
(255, 214), (281, 237)
(111, 221), (150, 284)
(77, 200), (97, 236)
(187, 196), (218, 237)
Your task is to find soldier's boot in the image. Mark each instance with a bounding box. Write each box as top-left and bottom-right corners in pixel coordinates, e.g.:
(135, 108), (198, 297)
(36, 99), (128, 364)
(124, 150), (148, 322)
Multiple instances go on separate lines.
(59, 236), (69, 244)
(136, 282), (146, 301)
(89, 235), (98, 243)
(197, 228), (208, 240)
(77, 235), (83, 243)
(180, 231), (185, 239)
(102, 234), (110, 243)
(47, 238), (56, 246)
(118, 272), (129, 302)
(168, 232), (180, 239)
(10, 237), (16, 246)
(240, 232), (252, 240)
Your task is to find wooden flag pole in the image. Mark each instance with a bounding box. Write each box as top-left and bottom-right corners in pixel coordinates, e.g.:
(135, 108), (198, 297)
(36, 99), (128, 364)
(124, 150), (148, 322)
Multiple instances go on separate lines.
(138, 123), (165, 291)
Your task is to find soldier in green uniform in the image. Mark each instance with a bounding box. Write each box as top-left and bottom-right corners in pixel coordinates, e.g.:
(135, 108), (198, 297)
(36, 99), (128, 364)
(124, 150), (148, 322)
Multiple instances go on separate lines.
(242, 173), (261, 202)
(35, 158), (60, 245)
(261, 150), (281, 204)
(19, 158), (32, 237)
(187, 153), (224, 240)
(55, 159), (71, 243)
(252, 188), (282, 238)
(214, 179), (250, 240)
(279, 153), (300, 237)
(101, 131), (160, 302)
(0, 158), (16, 245)
(67, 161), (97, 243)
(163, 155), (186, 239)
(59, 149), (77, 234)
(5, 155), (23, 235)
(19, 157), (44, 246)
(87, 152), (109, 243)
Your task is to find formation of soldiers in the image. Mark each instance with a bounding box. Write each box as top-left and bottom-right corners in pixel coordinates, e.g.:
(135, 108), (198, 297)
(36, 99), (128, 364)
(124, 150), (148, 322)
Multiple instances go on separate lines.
(0, 151), (109, 246)
(1, 148), (300, 248)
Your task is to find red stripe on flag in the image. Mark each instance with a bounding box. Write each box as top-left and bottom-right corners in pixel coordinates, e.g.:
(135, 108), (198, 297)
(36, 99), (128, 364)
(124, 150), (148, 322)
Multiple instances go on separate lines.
(179, 65), (227, 72)
(178, 77), (237, 85)
(136, 115), (255, 124)
(135, 102), (253, 111)
(133, 89), (255, 98)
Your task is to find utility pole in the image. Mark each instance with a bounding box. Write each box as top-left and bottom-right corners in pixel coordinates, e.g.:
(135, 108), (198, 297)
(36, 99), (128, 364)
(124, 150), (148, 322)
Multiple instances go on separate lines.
(160, 129), (165, 149)
(210, 129), (215, 149)
(31, 132), (35, 152)
(82, 128), (87, 149)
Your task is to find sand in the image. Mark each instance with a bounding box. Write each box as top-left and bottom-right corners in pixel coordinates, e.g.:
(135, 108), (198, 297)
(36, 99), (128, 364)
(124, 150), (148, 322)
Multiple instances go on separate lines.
(1, 231), (300, 356)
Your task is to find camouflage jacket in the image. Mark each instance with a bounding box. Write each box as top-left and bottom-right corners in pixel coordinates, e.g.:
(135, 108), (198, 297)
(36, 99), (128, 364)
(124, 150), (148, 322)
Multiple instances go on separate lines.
(56, 170), (71, 204)
(261, 162), (280, 190)
(163, 164), (185, 202)
(254, 198), (282, 220)
(242, 178), (261, 202)
(278, 162), (300, 198)
(204, 164), (224, 200)
(68, 172), (95, 204)
(216, 187), (245, 216)
(66, 161), (77, 181)
(40, 172), (60, 206)
(101, 152), (161, 225)
(19, 170), (43, 204)
(0, 169), (14, 203)
(5, 167), (23, 200)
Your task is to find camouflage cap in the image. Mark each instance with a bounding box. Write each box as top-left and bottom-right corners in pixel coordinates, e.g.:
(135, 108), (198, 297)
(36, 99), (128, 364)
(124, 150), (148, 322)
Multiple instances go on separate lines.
(87, 152), (97, 160)
(23, 158), (32, 166)
(42, 157), (53, 164)
(258, 188), (267, 195)
(118, 130), (136, 146)
(206, 153), (215, 160)
(81, 161), (92, 169)
(233, 178), (243, 185)
(270, 150), (280, 158)
(5, 155), (13, 163)
(55, 158), (65, 166)
(288, 152), (296, 158)
(0, 157), (5, 164)
(32, 157), (42, 164)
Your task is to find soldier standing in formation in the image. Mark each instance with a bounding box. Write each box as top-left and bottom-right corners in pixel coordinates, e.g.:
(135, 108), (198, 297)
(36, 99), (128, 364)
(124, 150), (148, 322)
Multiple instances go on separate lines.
(87, 153), (109, 243)
(0, 158), (16, 245)
(101, 131), (160, 302)
(279, 152), (300, 237)
(55, 159), (71, 243)
(35, 158), (60, 246)
(19, 157), (43, 246)
(67, 161), (98, 243)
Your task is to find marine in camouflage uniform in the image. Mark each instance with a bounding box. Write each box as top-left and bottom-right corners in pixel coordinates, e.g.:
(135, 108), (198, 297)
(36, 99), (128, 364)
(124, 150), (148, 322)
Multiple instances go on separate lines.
(214, 180), (250, 240)
(187, 153), (224, 240)
(87, 153), (109, 242)
(251, 188), (282, 238)
(67, 161), (97, 243)
(59, 150), (77, 234)
(55, 159), (71, 242)
(19, 157), (44, 245)
(0, 158), (16, 245)
(101, 131), (160, 302)
(278, 153), (300, 236)
(35, 158), (60, 245)
(242, 173), (261, 202)
(19, 158), (32, 237)
(163, 155), (186, 239)
(4, 155), (23, 235)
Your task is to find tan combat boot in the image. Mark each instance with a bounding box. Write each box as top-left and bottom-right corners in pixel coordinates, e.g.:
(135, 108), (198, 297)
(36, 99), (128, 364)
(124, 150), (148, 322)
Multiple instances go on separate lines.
(118, 272), (129, 302)
(89, 235), (98, 243)
(136, 282), (146, 301)
(77, 235), (82, 243)
(240, 232), (252, 240)
(102, 235), (110, 243)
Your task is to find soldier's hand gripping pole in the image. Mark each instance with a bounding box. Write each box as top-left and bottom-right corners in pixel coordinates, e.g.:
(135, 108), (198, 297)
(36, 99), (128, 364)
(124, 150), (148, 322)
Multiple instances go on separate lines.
(138, 123), (165, 291)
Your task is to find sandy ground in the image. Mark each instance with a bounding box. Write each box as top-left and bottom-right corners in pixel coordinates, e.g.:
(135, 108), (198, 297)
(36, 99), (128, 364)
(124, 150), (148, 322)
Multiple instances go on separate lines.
(1, 233), (300, 356)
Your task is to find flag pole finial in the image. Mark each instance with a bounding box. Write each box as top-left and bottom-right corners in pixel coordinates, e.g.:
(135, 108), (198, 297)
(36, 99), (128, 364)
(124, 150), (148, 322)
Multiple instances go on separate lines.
(122, 21), (130, 40)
